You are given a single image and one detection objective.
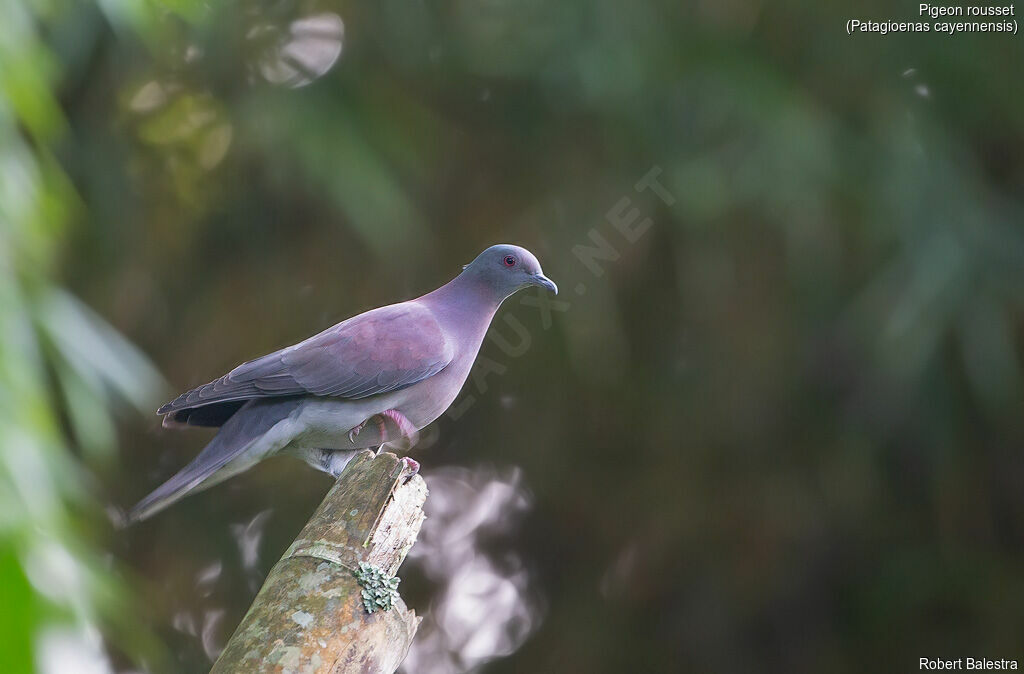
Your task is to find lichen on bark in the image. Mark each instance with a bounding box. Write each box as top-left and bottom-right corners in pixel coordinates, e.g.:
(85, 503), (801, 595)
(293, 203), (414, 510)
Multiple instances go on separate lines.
(211, 451), (427, 674)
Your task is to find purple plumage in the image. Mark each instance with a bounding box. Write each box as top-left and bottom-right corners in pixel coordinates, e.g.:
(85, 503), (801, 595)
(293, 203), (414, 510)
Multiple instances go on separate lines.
(127, 244), (556, 523)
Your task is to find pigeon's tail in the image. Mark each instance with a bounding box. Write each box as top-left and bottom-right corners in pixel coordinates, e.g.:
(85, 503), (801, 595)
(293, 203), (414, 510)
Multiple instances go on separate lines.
(126, 398), (300, 525)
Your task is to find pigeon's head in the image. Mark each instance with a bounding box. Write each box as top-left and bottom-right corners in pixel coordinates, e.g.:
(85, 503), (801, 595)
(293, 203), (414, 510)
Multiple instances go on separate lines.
(462, 244), (558, 299)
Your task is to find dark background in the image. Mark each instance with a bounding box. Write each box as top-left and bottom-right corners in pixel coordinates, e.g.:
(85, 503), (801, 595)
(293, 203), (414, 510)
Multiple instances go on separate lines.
(3, 1), (1024, 672)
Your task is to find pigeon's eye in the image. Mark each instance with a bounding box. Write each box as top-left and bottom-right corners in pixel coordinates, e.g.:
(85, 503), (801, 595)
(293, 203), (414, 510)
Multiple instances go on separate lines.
(503, 255), (517, 267)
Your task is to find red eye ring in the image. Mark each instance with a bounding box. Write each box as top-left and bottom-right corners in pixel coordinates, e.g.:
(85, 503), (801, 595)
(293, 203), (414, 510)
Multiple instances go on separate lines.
(503, 255), (516, 267)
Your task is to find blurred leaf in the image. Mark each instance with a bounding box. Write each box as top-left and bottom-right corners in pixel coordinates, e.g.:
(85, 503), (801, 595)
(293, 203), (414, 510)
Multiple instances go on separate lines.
(247, 91), (433, 261)
(0, 547), (37, 674)
(53, 364), (119, 462)
(36, 289), (167, 416)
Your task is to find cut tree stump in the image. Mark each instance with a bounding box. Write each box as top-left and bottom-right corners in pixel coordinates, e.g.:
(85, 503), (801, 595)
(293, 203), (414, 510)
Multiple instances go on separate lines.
(211, 451), (427, 674)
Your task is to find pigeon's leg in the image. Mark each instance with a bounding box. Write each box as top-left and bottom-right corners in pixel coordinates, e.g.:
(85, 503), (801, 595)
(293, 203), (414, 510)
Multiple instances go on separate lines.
(372, 416), (387, 457)
(402, 457), (420, 474)
(347, 414), (390, 444)
(380, 409), (417, 439)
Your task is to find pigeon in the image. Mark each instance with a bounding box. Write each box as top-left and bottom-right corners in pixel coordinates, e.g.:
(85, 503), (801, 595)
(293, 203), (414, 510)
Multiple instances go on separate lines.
(127, 244), (557, 523)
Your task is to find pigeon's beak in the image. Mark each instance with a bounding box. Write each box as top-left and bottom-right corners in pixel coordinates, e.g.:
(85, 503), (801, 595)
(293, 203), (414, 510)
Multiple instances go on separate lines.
(531, 273), (558, 294)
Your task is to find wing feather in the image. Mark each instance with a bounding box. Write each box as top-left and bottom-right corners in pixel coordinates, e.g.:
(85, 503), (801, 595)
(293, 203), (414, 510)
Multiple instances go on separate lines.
(157, 302), (453, 418)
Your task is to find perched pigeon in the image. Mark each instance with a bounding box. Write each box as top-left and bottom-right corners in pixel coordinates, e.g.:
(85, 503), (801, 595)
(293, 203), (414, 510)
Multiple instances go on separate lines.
(127, 244), (557, 523)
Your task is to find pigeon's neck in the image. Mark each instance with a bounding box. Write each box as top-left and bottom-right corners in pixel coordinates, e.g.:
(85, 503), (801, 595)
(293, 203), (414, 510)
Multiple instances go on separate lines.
(419, 273), (502, 340)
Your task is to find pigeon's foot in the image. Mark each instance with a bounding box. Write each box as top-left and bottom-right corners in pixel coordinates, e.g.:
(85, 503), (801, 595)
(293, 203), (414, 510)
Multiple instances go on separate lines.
(381, 409), (417, 439)
(401, 456), (420, 476)
(348, 414), (388, 443)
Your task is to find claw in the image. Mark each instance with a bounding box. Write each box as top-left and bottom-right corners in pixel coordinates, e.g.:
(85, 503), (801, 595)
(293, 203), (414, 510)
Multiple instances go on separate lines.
(347, 420), (366, 444)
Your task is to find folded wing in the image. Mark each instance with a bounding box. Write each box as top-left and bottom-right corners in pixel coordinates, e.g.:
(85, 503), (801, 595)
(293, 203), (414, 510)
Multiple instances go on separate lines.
(158, 302), (453, 426)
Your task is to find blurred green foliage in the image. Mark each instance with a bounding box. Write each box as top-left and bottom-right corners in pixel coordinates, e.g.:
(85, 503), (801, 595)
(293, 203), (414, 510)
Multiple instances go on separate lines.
(4, 0), (1024, 672)
(1, 0), (164, 671)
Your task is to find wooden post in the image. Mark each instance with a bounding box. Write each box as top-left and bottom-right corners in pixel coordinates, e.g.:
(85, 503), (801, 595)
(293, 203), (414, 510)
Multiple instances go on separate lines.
(211, 451), (427, 673)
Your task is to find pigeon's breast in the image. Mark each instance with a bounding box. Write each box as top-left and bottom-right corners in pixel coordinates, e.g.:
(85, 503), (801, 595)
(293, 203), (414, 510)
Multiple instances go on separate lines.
(395, 349), (478, 428)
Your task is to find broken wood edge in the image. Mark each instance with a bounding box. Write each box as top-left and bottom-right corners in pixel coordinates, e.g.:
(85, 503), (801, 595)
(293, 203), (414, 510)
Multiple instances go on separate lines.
(211, 452), (428, 674)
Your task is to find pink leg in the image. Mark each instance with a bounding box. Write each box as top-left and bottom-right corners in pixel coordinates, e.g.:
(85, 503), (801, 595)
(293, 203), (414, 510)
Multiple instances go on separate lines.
(402, 457), (420, 474)
(348, 409), (416, 445)
(381, 409), (417, 439)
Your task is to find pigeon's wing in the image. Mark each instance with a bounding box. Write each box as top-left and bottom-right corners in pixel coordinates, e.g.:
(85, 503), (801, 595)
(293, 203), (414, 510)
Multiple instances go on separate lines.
(158, 302), (454, 423)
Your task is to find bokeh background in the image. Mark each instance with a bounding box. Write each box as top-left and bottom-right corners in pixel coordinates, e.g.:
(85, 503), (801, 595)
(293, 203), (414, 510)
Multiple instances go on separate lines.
(3, 0), (1024, 672)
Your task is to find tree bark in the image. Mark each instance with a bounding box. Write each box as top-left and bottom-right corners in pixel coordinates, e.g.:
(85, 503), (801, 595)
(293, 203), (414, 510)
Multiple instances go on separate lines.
(211, 451), (427, 674)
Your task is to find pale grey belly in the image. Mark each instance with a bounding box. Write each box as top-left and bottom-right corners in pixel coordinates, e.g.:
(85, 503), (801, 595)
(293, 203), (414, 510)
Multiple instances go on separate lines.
(285, 395), (398, 451)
